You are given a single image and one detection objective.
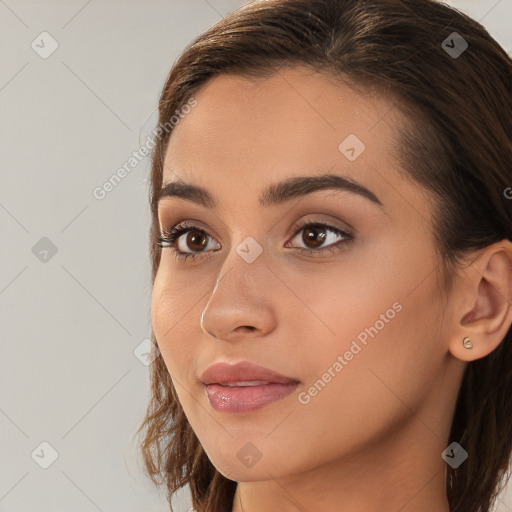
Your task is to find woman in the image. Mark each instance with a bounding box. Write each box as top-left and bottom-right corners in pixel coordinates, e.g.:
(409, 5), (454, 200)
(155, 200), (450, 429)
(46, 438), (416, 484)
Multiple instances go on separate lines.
(136, 0), (512, 511)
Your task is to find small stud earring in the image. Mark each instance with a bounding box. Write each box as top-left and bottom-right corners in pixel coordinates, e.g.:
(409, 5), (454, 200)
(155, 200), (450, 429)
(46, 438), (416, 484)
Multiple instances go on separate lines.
(463, 337), (473, 349)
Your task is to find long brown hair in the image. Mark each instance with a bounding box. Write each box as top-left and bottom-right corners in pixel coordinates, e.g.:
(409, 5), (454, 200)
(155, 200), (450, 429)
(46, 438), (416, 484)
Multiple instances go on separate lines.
(135, 1), (512, 511)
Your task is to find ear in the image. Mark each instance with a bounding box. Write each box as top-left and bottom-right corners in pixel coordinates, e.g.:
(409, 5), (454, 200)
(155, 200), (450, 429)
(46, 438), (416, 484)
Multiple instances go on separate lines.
(448, 240), (512, 362)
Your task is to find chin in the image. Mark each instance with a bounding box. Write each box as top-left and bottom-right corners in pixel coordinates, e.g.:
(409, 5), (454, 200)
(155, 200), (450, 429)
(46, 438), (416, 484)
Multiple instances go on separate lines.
(201, 441), (298, 482)
(212, 460), (280, 482)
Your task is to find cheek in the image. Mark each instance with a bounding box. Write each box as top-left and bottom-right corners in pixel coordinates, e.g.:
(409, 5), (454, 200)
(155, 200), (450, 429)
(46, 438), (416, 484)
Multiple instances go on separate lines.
(279, 259), (401, 369)
(282, 280), (443, 467)
(151, 267), (201, 374)
(286, 236), (443, 392)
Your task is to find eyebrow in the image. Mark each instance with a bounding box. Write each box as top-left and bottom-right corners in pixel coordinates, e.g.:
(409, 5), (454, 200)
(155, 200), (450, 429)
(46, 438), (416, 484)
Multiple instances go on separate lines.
(155, 172), (383, 209)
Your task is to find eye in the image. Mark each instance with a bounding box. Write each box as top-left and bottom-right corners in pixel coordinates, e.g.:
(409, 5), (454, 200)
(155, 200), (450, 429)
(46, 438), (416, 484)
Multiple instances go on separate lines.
(157, 218), (354, 262)
(156, 222), (220, 261)
(285, 219), (354, 256)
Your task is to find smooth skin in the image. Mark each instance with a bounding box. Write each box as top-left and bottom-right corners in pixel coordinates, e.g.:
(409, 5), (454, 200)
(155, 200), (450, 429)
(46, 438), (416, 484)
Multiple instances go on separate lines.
(151, 66), (512, 512)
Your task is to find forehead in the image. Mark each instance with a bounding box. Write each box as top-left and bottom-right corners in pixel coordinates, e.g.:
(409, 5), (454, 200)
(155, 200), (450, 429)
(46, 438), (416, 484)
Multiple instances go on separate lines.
(162, 66), (407, 206)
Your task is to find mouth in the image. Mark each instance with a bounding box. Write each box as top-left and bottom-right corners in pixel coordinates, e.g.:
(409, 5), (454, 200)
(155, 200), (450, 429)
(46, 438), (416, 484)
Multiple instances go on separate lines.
(221, 380), (271, 387)
(204, 381), (299, 414)
(200, 361), (300, 414)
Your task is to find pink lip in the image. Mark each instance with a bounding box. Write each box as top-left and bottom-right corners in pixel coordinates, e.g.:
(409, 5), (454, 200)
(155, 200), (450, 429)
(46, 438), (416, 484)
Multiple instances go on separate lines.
(200, 361), (300, 414)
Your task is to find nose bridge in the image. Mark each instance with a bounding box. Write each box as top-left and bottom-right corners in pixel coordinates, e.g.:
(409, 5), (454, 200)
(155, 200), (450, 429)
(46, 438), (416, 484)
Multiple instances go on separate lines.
(200, 242), (275, 339)
(212, 226), (269, 296)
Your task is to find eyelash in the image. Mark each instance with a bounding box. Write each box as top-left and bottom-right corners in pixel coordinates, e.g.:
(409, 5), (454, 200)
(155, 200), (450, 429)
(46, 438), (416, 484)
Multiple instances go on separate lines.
(156, 219), (354, 261)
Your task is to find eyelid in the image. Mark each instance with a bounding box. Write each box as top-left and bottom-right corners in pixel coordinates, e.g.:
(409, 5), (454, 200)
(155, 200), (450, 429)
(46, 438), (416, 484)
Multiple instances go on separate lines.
(159, 217), (221, 239)
(284, 218), (353, 249)
(285, 214), (354, 239)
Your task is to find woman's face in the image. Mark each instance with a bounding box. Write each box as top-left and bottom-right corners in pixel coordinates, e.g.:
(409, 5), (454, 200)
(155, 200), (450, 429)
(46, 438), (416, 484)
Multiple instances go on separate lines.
(151, 67), (462, 486)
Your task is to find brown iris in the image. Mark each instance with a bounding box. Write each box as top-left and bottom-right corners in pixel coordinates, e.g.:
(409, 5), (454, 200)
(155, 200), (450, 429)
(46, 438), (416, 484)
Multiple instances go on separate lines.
(186, 230), (208, 252)
(302, 226), (327, 248)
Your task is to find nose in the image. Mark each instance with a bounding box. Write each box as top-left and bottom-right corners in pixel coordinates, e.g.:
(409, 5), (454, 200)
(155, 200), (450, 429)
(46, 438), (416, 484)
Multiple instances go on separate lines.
(200, 250), (277, 342)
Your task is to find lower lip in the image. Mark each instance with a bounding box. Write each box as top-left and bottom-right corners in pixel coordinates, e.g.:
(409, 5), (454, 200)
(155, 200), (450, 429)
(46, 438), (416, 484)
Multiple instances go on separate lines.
(204, 382), (299, 413)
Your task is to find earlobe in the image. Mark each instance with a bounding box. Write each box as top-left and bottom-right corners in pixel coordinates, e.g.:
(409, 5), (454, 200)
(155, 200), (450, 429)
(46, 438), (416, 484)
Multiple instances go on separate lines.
(450, 335), (481, 362)
(448, 241), (512, 363)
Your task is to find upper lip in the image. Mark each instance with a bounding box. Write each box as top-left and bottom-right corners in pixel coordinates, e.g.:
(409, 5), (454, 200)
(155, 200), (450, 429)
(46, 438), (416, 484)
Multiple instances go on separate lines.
(200, 361), (299, 385)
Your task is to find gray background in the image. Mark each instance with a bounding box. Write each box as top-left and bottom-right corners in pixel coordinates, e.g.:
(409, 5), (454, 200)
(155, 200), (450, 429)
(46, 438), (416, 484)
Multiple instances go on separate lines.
(1, 0), (511, 510)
